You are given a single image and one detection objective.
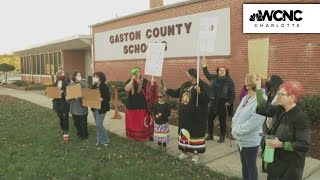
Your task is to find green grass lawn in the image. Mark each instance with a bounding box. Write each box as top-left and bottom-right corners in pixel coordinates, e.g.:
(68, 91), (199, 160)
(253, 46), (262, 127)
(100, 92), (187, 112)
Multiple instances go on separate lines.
(0, 95), (240, 180)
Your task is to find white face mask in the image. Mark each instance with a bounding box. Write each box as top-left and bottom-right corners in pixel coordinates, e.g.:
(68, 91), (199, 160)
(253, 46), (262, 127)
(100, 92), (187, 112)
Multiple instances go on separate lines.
(57, 81), (62, 88)
(93, 77), (99, 84)
(76, 76), (81, 82)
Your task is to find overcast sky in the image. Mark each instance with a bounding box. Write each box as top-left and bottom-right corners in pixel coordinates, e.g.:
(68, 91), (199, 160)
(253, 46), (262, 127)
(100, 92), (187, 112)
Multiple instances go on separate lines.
(0, 0), (185, 55)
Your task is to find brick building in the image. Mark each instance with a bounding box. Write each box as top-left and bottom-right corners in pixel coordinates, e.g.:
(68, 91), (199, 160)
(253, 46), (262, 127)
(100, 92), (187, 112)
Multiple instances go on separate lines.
(14, 35), (92, 83)
(90, 0), (320, 106)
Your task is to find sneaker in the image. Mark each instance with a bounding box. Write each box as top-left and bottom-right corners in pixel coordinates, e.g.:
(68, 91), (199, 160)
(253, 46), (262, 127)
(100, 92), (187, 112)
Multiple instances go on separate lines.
(178, 153), (188, 160)
(192, 155), (199, 163)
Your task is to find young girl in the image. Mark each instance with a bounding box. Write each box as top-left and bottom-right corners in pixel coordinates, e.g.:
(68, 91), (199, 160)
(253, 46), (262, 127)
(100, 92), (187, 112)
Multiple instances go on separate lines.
(153, 91), (170, 147)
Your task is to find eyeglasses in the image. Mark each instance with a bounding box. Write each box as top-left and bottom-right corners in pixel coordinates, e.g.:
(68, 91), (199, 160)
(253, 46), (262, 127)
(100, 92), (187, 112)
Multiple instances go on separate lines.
(277, 92), (288, 97)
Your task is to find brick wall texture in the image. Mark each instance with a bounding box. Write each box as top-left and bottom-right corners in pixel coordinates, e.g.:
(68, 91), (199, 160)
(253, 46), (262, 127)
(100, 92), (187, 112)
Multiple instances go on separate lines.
(92, 0), (320, 106)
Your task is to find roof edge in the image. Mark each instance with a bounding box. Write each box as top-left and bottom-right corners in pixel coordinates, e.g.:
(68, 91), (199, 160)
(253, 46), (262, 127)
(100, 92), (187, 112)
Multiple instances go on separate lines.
(89, 0), (204, 28)
(13, 34), (91, 54)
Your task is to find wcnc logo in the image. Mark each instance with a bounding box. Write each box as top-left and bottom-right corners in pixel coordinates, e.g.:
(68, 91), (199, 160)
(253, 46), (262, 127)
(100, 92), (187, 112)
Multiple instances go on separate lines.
(249, 10), (303, 22)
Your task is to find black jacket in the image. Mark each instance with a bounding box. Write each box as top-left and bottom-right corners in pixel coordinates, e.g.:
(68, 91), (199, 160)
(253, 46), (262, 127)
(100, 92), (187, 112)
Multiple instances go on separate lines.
(203, 67), (235, 104)
(91, 83), (110, 114)
(52, 80), (70, 113)
(257, 101), (310, 180)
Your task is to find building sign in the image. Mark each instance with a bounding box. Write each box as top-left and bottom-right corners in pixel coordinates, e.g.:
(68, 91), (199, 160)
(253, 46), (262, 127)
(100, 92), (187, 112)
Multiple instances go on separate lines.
(243, 4), (320, 33)
(94, 8), (230, 61)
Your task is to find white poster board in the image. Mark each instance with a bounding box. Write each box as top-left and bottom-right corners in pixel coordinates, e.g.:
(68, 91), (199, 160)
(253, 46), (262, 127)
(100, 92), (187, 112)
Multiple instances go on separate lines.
(199, 17), (219, 53)
(144, 43), (166, 77)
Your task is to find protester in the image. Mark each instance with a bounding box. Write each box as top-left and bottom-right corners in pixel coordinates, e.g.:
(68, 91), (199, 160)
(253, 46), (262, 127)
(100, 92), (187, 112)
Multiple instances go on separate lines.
(124, 67), (157, 141)
(232, 74), (265, 180)
(91, 71), (111, 146)
(255, 75), (310, 180)
(202, 57), (235, 143)
(52, 70), (70, 140)
(153, 90), (170, 147)
(164, 68), (211, 163)
(68, 70), (89, 140)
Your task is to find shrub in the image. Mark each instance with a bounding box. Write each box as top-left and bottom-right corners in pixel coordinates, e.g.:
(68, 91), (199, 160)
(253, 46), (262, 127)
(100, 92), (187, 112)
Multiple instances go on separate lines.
(25, 85), (46, 90)
(12, 80), (28, 87)
(300, 94), (320, 124)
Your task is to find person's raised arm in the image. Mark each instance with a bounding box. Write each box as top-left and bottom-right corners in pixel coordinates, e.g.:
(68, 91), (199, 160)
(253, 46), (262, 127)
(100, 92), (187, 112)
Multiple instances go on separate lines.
(202, 57), (216, 80)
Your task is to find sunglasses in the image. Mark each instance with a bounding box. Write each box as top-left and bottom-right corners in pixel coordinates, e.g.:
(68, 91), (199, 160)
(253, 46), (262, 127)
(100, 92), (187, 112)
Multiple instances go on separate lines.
(158, 96), (163, 98)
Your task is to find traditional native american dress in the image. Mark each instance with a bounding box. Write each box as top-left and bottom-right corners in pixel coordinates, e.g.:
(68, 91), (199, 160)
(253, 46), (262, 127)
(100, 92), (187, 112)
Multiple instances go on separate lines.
(166, 80), (210, 153)
(125, 78), (157, 140)
(153, 102), (170, 143)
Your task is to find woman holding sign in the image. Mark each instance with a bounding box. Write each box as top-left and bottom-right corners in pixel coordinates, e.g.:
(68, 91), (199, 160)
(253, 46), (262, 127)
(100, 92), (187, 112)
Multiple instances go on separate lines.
(164, 68), (211, 163)
(124, 67), (157, 141)
(254, 75), (310, 180)
(52, 70), (70, 140)
(91, 71), (111, 146)
(68, 70), (89, 140)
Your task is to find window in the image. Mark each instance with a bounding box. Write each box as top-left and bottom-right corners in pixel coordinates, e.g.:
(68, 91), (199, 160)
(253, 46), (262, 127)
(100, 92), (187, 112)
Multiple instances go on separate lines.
(40, 54), (45, 75)
(20, 57), (24, 74)
(36, 55), (40, 75)
(50, 53), (54, 75)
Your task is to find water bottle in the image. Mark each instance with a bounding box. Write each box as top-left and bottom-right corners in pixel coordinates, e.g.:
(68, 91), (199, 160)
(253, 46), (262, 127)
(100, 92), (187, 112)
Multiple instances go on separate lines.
(264, 135), (275, 163)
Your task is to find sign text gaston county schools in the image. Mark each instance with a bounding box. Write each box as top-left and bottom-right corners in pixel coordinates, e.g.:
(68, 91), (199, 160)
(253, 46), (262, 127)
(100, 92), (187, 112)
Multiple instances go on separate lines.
(94, 8), (230, 61)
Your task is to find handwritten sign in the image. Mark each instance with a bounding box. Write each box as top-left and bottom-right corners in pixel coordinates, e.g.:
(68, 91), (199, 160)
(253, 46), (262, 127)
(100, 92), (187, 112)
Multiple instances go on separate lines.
(144, 43), (166, 77)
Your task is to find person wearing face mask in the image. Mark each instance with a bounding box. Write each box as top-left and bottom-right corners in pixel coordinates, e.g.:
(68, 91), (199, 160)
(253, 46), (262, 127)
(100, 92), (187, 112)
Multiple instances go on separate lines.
(202, 57), (235, 143)
(91, 71), (111, 146)
(52, 70), (70, 139)
(263, 75), (283, 132)
(255, 75), (310, 180)
(259, 75), (283, 172)
(68, 70), (89, 140)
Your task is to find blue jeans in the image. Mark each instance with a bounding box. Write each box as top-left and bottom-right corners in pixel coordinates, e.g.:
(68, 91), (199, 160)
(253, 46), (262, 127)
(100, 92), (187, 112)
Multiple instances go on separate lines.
(239, 145), (259, 180)
(93, 110), (110, 144)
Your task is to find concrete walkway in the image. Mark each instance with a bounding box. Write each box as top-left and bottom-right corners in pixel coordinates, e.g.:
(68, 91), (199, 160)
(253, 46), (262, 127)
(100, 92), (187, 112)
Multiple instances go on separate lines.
(1, 86), (320, 180)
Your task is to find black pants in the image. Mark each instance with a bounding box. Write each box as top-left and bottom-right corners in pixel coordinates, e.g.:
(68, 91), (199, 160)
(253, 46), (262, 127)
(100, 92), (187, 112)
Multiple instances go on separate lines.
(72, 114), (88, 139)
(208, 101), (227, 135)
(239, 146), (259, 180)
(57, 112), (69, 134)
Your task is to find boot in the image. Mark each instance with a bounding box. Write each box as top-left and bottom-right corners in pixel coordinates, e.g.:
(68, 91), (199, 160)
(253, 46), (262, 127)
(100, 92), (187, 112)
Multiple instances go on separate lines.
(205, 134), (214, 141)
(218, 133), (225, 143)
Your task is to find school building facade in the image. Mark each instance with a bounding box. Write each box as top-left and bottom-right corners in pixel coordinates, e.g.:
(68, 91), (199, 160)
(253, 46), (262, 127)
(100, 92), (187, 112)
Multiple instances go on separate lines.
(14, 35), (92, 83)
(90, 0), (320, 103)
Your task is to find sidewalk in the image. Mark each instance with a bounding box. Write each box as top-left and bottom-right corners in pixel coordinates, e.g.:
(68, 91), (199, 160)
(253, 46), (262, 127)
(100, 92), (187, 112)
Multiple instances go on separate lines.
(1, 86), (320, 179)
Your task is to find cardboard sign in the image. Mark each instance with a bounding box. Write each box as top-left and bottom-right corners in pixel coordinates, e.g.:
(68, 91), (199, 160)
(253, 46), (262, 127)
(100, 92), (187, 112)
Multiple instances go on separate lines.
(66, 84), (82, 100)
(46, 87), (62, 99)
(144, 43), (166, 77)
(82, 89), (100, 101)
(83, 99), (101, 109)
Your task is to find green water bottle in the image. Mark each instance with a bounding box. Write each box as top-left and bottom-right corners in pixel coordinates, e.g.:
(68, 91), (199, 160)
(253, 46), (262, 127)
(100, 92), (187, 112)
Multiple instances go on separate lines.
(264, 135), (275, 163)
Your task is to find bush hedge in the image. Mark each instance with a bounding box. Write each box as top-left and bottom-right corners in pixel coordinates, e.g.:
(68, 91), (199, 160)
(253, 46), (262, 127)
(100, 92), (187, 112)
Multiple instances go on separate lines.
(300, 94), (320, 124)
